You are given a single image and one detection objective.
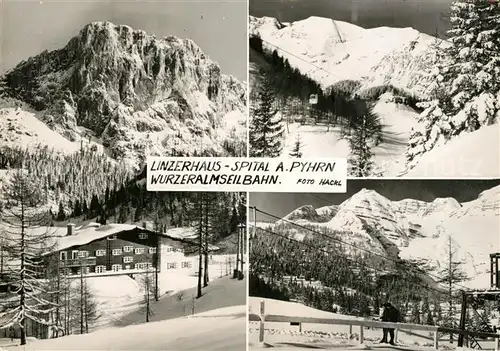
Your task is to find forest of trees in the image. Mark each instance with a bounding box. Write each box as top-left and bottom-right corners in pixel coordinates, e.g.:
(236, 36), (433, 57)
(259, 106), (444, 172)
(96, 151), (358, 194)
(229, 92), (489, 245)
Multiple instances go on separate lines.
(0, 145), (244, 242)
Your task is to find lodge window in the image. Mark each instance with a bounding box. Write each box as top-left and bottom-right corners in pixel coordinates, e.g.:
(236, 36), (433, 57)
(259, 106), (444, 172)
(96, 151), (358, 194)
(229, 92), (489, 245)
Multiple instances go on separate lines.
(107, 235), (117, 240)
(112, 249), (122, 256)
(138, 233), (148, 240)
(123, 256), (133, 263)
(78, 251), (89, 258)
(167, 262), (177, 269)
(134, 248), (145, 255)
(112, 264), (122, 272)
(123, 246), (133, 253)
(166, 247), (173, 252)
(125, 265), (131, 270)
(147, 263), (152, 269)
(95, 265), (105, 273)
(135, 263), (147, 270)
(95, 250), (106, 257)
(148, 247), (157, 254)
(60, 251), (67, 260)
(71, 251), (79, 259)
(181, 261), (192, 269)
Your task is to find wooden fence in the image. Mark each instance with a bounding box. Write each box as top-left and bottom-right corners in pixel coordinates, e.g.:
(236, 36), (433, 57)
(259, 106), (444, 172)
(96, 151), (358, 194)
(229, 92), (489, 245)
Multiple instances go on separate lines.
(249, 300), (500, 351)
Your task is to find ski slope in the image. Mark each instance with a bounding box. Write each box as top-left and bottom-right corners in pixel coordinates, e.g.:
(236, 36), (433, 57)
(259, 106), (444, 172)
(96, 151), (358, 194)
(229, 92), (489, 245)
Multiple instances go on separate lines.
(4, 306), (246, 350)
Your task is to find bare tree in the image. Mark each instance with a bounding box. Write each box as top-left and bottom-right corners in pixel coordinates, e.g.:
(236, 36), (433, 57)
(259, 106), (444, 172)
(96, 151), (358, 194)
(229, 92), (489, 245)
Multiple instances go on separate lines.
(0, 170), (58, 345)
(140, 270), (155, 322)
(81, 278), (100, 333)
(437, 235), (469, 342)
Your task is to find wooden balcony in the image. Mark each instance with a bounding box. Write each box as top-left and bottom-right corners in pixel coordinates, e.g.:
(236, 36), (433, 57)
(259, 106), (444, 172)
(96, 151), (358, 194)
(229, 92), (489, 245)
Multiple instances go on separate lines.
(62, 258), (97, 267)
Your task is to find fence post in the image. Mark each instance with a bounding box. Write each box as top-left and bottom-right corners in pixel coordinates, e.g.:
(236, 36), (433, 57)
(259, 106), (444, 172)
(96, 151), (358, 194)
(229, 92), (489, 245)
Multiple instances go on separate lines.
(395, 329), (399, 343)
(259, 300), (265, 343)
(359, 326), (364, 344)
(495, 328), (499, 351)
(433, 330), (439, 350)
(349, 325), (353, 338)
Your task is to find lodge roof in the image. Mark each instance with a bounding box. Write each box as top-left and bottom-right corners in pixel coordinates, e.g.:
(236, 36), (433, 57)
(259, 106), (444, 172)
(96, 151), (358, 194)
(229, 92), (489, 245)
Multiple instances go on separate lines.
(44, 223), (219, 253)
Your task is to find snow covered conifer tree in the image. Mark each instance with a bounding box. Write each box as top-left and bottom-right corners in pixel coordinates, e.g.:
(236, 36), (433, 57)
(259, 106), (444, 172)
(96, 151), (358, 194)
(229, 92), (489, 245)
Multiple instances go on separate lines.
(0, 170), (58, 345)
(406, 0), (500, 168)
(250, 71), (284, 157)
(347, 108), (382, 176)
(289, 133), (303, 158)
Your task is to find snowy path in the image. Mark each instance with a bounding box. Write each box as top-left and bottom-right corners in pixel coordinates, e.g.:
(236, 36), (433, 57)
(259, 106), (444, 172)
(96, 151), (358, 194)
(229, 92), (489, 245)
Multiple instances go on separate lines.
(4, 306), (246, 351)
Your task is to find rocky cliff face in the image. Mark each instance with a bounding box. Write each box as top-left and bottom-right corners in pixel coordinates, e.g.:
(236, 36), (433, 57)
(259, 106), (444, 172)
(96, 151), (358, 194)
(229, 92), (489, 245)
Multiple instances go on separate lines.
(1, 22), (247, 165)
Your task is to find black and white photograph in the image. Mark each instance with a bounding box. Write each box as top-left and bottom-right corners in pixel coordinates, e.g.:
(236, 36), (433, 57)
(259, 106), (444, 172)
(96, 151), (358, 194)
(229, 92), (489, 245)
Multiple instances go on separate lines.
(248, 0), (500, 177)
(0, 0), (247, 349)
(248, 179), (500, 350)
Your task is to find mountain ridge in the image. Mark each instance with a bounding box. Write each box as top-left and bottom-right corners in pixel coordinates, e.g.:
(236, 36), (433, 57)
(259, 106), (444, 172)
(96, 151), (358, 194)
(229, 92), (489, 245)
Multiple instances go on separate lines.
(249, 15), (448, 97)
(268, 185), (499, 289)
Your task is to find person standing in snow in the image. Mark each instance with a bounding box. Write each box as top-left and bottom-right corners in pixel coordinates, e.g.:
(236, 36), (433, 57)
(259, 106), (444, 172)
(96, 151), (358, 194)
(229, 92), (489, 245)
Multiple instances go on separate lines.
(380, 302), (400, 345)
(9, 326), (15, 341)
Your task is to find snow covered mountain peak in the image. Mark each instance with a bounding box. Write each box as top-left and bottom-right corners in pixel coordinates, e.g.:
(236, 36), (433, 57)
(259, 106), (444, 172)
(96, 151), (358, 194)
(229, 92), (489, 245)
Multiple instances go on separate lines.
(1, 21), (247, 165)
(272, 185), (498, 288)
(249, 14), (448, 96)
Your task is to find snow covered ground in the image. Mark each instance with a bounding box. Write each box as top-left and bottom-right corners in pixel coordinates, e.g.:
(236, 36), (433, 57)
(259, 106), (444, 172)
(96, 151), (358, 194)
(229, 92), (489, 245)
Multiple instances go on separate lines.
(81, 276), (144, 329)
(281, 100), (419, 176)
(3, 305), (246, 350)
(248, 298), (489, 350)
(117, 275), (246, 327)
(404, 124), (500, 178)
(83, 257), (242, 329)
(0, 104), (107, 156)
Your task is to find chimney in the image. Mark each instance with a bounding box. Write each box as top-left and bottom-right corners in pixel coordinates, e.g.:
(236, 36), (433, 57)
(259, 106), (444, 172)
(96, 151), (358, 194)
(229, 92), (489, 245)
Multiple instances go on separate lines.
(142, 222), (147, 230)
(67, 223), (75, 236)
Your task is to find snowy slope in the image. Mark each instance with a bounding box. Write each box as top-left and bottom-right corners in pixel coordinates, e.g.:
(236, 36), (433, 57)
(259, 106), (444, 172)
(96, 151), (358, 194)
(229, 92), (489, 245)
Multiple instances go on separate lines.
(80, 275), (144, 330)
(281, 99), (420, 176)
(249, 15), (447, 96)
(5, 305), (245, 350)
(404, 124), (500, 178)
(274, 186), (500, 289)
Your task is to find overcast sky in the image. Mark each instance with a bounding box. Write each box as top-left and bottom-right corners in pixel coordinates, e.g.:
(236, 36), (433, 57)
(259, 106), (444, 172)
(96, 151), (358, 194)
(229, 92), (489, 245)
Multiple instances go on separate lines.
(249, 180), (500, 221)
(250, 0), (453, 37)
(1, 0), (247, 81)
